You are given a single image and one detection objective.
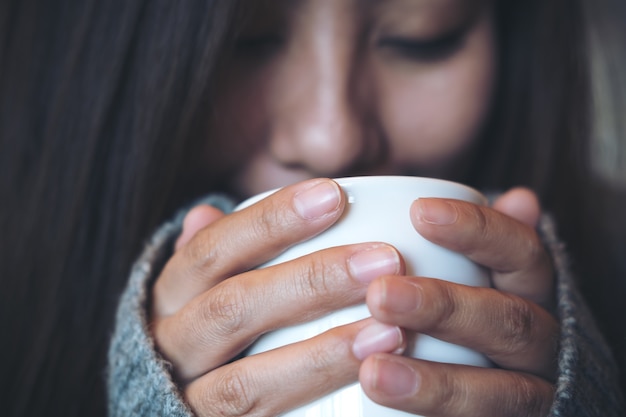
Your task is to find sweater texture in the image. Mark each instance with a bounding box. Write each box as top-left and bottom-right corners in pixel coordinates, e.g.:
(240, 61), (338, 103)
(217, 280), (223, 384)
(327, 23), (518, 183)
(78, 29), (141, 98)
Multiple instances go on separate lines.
(108, 194), (624, 416)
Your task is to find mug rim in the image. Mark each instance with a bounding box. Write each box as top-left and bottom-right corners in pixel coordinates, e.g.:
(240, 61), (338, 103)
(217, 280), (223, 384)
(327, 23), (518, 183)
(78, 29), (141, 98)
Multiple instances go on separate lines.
(235, 175), (487, 210)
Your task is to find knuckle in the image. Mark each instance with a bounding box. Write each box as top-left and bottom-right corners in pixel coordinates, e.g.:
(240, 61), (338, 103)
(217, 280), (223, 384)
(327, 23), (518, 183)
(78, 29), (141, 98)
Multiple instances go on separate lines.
(184, 235), (222, 279)
(426, 366), (469, 415)
(306, 344), (336, 382)
(185, 238), (214, 265)
(250, 205), (282, 239)
(507, 374), (553, 416)
(203, 367), (257, 417)
(195, 286), (248, 340)
(473, 207), (497, 249)
(304, 329), (351, 383)
(252, 203), (298, 242)
(451, 203), (489, 254)
(218, 371), (255, 416)
(517, 231), (547, 271)
(294, 253), (342, 302)
(469, 204), (490, 238)
(430, 283), (461, 331)
(473, 204), (490, 232)
(309, 330), (340, 369)
(496, 295), (535, 355)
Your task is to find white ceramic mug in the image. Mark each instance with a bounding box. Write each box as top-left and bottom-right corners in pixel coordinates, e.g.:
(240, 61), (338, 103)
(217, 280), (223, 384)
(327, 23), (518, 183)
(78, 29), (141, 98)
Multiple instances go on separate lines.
(236, 176), (492, 417)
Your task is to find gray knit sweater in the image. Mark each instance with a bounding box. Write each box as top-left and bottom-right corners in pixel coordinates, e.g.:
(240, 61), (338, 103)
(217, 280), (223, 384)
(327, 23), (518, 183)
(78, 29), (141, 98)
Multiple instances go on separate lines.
(108, 195), (624, 416)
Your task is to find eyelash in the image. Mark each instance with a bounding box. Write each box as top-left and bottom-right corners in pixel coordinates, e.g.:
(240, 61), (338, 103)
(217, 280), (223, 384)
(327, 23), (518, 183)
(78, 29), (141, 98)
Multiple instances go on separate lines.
(377, 31), (466, 62)
(233, 30), (467, 63)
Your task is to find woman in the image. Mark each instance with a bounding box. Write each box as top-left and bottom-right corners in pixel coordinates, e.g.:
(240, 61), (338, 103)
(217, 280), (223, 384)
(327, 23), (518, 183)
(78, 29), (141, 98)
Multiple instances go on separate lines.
(1, 0), (625, 416)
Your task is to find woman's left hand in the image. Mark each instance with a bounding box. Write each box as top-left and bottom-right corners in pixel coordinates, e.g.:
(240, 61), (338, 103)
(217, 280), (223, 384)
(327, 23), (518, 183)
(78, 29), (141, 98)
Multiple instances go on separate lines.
(357, 187), (559, 416)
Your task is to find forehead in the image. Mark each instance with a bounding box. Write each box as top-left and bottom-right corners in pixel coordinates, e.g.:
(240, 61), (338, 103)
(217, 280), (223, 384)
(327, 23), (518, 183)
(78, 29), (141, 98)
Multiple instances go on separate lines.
(236, 0), (488, 31)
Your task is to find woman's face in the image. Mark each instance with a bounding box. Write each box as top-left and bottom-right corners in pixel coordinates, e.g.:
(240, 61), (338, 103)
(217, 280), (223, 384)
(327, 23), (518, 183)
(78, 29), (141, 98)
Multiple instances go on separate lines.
(202, 0), (496, 199)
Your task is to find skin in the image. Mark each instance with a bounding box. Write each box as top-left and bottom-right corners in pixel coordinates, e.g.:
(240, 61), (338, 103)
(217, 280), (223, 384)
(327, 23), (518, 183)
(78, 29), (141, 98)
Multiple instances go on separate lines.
(151, 0), (559, 415)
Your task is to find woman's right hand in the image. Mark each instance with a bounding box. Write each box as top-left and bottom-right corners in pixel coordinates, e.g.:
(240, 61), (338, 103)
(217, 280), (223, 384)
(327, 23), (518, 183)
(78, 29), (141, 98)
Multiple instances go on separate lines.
(149, 178), (405, 416)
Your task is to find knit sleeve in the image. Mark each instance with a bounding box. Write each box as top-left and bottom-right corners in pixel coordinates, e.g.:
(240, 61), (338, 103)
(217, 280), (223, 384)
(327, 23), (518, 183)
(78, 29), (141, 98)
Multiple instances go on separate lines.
(107, 195), (234, 417)
(542, 214), (624, 416)
(108, 198), (624, 416)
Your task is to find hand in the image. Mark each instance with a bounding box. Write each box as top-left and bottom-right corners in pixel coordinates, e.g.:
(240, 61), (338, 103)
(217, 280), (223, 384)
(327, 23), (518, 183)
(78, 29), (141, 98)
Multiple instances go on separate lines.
(357, 188), (559, 417)
(150, 179), (406, 416)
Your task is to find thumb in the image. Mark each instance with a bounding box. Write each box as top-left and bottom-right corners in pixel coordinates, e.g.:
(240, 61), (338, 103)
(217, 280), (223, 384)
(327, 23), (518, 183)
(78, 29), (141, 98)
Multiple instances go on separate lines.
(175, 204), (226, 251)
(492, 187), (541, 228)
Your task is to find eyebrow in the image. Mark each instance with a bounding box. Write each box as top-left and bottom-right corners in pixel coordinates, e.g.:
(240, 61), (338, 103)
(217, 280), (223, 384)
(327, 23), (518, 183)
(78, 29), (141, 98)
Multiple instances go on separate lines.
(365, 0), (487, 35)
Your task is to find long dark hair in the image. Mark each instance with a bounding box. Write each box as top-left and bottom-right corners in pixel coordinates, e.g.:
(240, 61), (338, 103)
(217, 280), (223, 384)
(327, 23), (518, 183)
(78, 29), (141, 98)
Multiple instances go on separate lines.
(0, 0), (624, 415)
(0, 1), (235, 415)
(475, 0), (626, 394)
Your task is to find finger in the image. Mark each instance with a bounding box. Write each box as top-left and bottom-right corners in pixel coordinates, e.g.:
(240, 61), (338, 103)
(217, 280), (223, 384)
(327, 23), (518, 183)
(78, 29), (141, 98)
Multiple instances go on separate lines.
(360, 354), (555, 417)
(184, 319), (404, 417)
(366, 276), (559, 380)
(175, 204), (226, 251)
(492, 187), (541, 228)
(154, 178), (345, 317)
(154, 243), (402, 381)
(411, 198), (554, 307)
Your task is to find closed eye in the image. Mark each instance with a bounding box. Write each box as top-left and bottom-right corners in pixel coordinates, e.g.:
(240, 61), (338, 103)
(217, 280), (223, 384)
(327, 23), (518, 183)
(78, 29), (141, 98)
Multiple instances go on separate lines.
(377, 30), (466, 62)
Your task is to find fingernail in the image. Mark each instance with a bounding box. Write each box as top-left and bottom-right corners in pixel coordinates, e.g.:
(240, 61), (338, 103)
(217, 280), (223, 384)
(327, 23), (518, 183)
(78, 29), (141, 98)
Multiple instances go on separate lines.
(417, 199), (458, 225)
(373, 357), (420, 397)
(353, 323), (404, 361)
(382, 279), (422, 314)
(348, 245), (400, 283)
(293, 180), (342, 219)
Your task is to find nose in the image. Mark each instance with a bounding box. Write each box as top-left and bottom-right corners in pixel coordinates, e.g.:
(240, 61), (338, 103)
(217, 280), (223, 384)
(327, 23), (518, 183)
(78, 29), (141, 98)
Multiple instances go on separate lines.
(266, 15), (382, 176)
